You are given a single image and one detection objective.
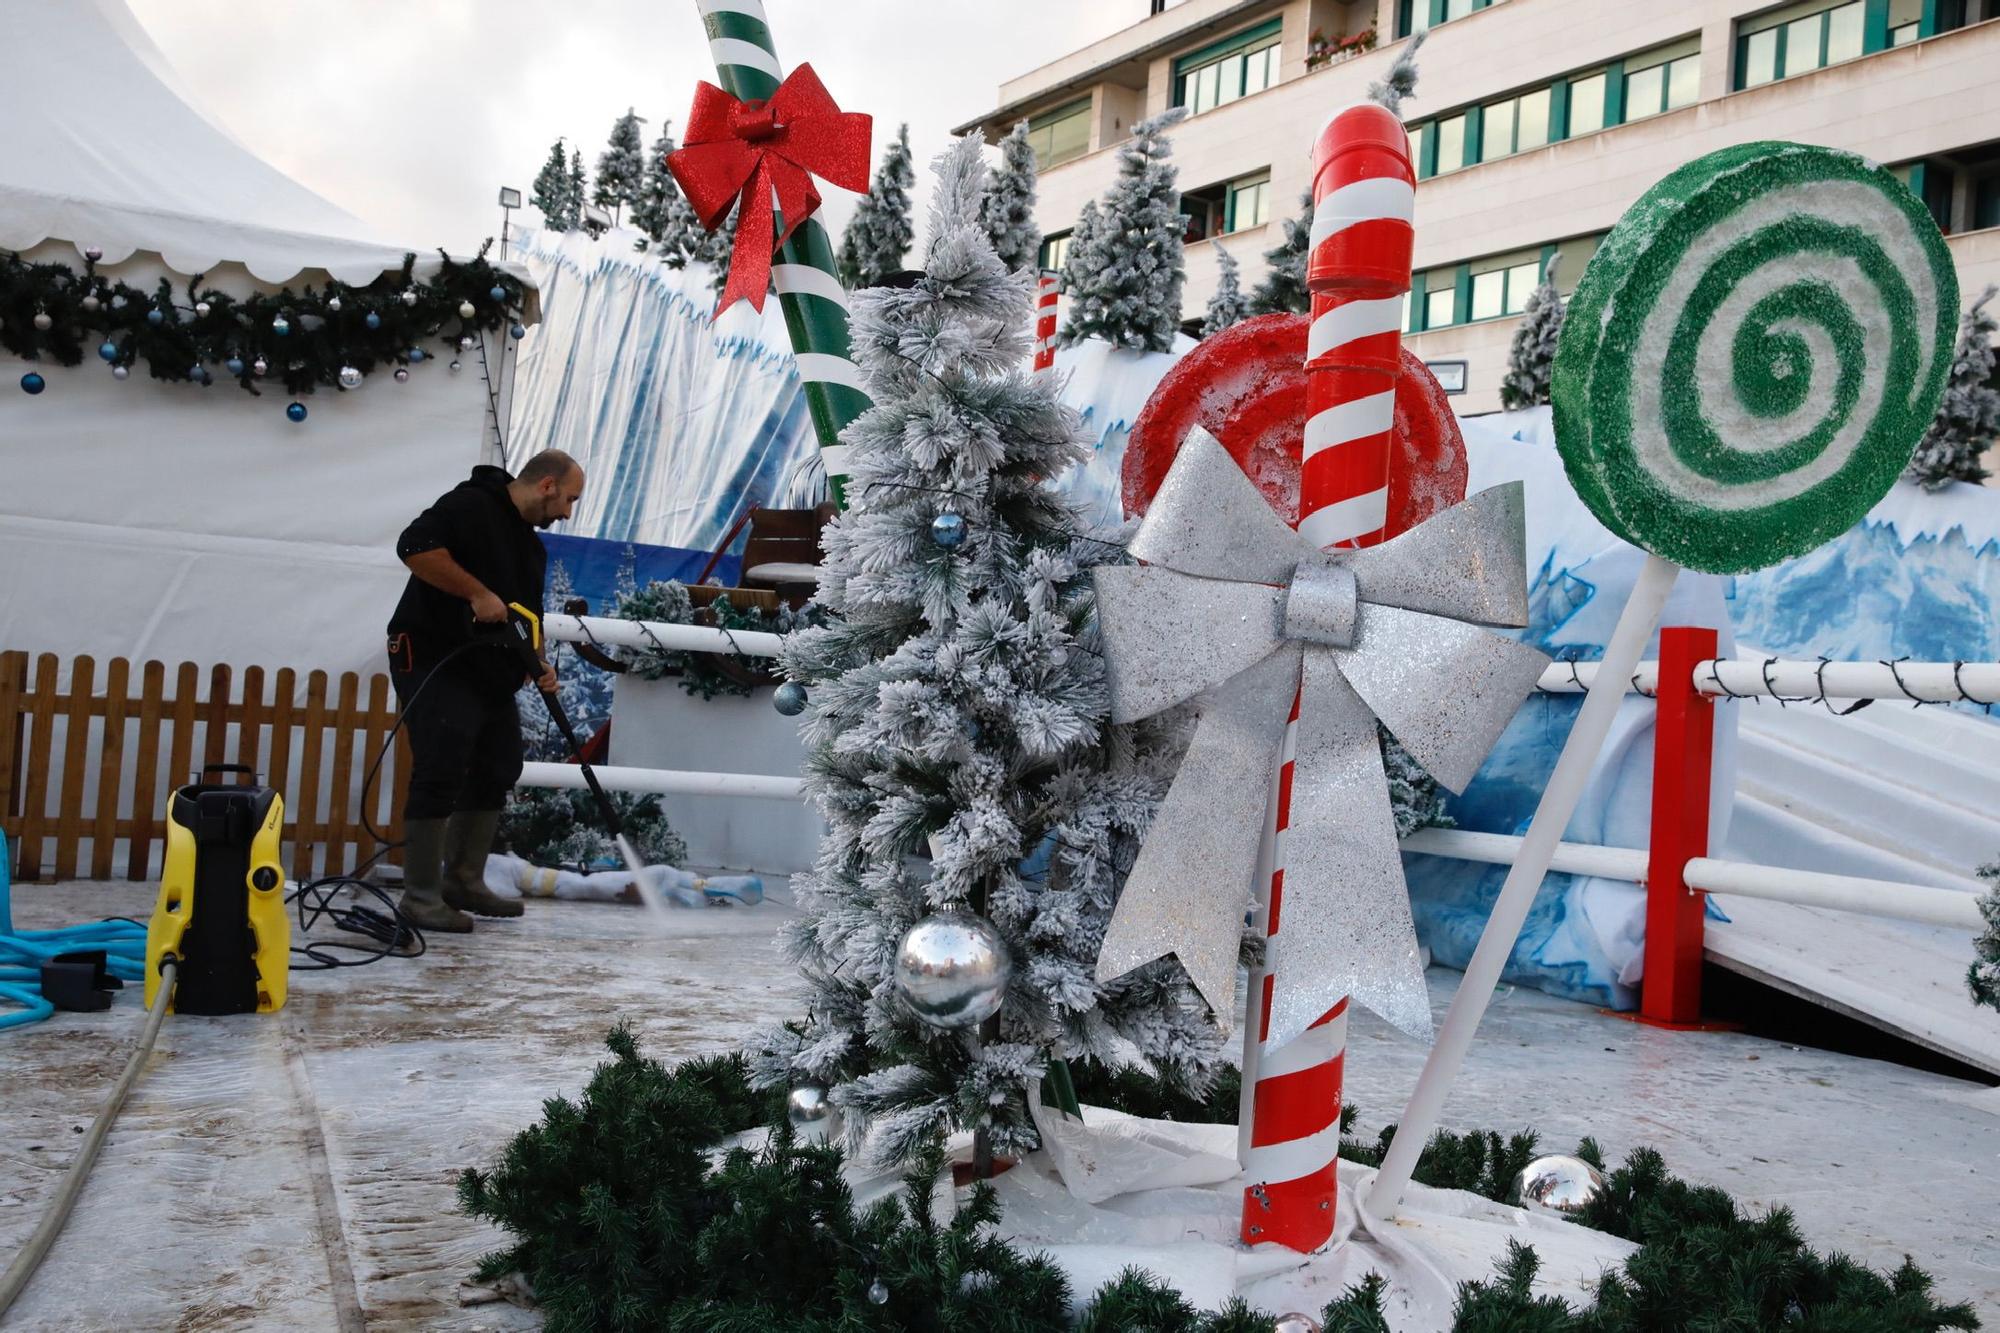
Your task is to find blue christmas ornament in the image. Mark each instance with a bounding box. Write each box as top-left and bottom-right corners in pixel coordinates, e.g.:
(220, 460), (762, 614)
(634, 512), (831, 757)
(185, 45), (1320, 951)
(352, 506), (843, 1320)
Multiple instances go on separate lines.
(408, 347), (426, 363)
(286, 401), (307, 423)
(96, 341), (118, 363)
(364, 311), (381, 330)
(489, 285), (507, 302)
(20, 372), (45, 395)
(145, 308), (163, 326)
(773, 681), (808, 716)
(510, 323), (526, 339)
(225, 356), (245, 376)
(272, 316), (290, 336)
(930, 511), (967, 549)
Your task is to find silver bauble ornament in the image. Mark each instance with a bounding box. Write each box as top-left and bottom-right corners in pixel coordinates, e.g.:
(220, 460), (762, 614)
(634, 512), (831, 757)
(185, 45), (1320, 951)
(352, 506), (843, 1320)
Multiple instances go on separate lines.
(338, 365), (363, 390)
(449, 359), (462, 372)
(251, 357), (268, 377)
(893, 912), (1011, 1030)
(194, 300), (211, 317)
(1509, 1155), (1605, 1217)
(785, 1084), (837, 1145)
(458, 334), (475, 351)
(327, 295), (342, 313)
(1273, 1316), (1322, 1333)
(110, 294), (127, 310)
(393, 366), (410, 382)
(111, 365), (129, 380)
(458, 300), (476, 318)
(80, 294), (100, 313)
(401, 288), (419, 306)
(83, 245), (103, 263)
(32, 311), (52, 331)
(867, 1280), (889, 1306)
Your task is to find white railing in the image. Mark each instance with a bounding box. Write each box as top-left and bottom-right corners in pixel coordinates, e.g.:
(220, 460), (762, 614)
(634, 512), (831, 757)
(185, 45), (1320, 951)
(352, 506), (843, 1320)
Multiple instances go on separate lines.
(1536, 656), (2000, 704)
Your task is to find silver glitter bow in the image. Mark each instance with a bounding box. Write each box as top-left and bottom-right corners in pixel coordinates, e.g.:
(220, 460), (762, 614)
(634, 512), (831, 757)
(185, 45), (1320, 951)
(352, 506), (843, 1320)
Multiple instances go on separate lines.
(1092, 427), (1550, 1051)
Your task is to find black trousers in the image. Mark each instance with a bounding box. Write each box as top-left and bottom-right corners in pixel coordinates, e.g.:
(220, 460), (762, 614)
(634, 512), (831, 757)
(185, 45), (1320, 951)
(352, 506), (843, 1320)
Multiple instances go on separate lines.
(390, 653), (524, 821)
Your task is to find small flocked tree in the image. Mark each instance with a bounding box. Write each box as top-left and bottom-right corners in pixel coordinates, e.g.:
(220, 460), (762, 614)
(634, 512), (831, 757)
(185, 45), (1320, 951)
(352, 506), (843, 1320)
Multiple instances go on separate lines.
(531, 139), (572, 230)
(1245, 192), (1311, 317)
(1057, 109), (1189, 352)
(752, 136), (1222, 1167)
(837, 123), (917, 290)
(981, 120), (1042, 273)
(594, 109), (645, 225)
(1972, 861), (2000, 1013)
(1057, 199), (1105, 303)
(1905, 286), (1999, 491)
(630, 119), (703, 262)
(1201, 240), (1247, 337)
(1366, 27), (1426, 115)
(692, 200), (740, 295)
(566, 149), (587, 230)
(1499, 254), (1565, 411)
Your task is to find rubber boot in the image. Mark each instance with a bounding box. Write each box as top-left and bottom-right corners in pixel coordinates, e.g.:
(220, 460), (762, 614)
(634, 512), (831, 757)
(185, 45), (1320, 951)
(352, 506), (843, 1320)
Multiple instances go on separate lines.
(441, 809), (523, 918)
(397, 816), (474, 934)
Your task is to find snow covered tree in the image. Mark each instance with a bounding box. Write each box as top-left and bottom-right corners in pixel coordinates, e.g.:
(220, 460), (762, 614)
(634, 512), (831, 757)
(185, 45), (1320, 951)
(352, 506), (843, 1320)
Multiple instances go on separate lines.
(1366, 28), (1427, 115)
(837, 123), (916, 290)
(566, 150), (587, 229)
(593, 109), (645, 224)
(531, 140), (572, 230)
(1057, 109), (1189, 352)
(691, 199), (740, 295)
(751, 136), (1223, 1168)
(1056, 198), (1104, 301)
(1972, 861), (2000, 1013)
(1201, 240), (1247, 337)
(630, 119), (703, 263)
(1246, 192), (1311, 316)
(1905, 285), (1999, 491)
(981, 120), (1041, 273)
(1499, 255), (1565, 411)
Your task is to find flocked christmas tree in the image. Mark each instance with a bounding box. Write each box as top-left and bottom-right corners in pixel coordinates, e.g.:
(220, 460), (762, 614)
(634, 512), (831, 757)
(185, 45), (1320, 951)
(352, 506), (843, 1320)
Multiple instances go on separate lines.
(1201, 240), (1247, 337)
(530, 139), (574, 231)
(752, 136), (1223, 1167)
(630, 119), (703, 263)
(1498, 255), (1566, 411)
(1057, 199), (1105, 303)
(1056, 109), (1188, 352)
(566, 149), (587, 229)
(837, 123), (917, 290)
(593, 109), (645, 225)
(1245, 192), (1311, 317)
(1905, 286), (1999, 491)
(1972, 861), (2000, 1013)
(981, 120), (1042, 273)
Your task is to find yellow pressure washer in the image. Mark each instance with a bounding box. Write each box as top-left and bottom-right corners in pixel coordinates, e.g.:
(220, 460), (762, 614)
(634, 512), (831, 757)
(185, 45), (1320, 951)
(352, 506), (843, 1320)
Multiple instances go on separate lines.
(144, 763), (289, 1015)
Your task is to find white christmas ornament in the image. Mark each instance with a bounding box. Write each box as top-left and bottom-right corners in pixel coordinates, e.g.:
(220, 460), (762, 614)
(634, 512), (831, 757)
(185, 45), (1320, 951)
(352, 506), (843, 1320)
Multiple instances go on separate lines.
(337, 366), (363, 390)
(194, 301), (210, 317)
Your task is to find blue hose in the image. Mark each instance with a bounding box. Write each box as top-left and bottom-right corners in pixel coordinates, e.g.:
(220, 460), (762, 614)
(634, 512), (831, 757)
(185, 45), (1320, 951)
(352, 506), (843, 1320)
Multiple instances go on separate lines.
(0, 837), (148, 1031)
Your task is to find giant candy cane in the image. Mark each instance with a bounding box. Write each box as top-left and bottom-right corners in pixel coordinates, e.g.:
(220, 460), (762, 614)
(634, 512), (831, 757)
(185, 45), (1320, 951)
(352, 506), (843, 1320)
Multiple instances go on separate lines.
(1240, 102), (1416, 1252)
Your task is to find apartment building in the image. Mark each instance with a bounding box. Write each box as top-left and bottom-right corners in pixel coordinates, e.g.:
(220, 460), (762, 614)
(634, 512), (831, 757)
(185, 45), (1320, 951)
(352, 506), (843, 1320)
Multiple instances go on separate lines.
(955, 0), (2000, 414)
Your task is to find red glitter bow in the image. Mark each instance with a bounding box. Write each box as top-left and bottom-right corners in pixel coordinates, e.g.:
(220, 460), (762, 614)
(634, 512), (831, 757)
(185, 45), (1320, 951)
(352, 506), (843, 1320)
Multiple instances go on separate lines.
(666, 63), (872, 315)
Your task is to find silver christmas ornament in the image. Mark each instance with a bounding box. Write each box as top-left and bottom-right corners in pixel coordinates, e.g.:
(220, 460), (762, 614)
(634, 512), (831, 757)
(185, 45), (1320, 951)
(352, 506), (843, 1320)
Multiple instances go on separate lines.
(194, 300), (211, 317)
(327, 295), (342, 313)
(1274, 1317), (1322, 1333)
(338, 365), (363, 390)
(458, 300), (476, 318)
(80, 294), (100, 313)
(449, 359), (462, 372)
(785, 1084), (837, 1145)
(893, 912), (1011, 1030)
(458, 334), (475, 351)
(111, 365), (128, 380)
(867, 1280), (889, 1306)
(1509, 1155), (1605, 1218)
(32, 311), (52, 331)
(110, 294), (127, 310)
(251, 357), (268, 377)
(401, 288), (419, 307)
(1090, 427), (1548, 1049)
(83, 245), (103, 262)
(393, 366), (410, 383)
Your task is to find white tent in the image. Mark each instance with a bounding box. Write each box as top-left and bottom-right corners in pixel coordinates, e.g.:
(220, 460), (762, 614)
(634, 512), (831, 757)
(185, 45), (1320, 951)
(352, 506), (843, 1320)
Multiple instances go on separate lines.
(0, 0), (536, 680)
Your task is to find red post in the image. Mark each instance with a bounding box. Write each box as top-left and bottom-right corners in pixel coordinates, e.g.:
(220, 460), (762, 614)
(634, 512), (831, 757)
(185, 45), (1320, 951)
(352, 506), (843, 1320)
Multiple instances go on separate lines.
(1640, 625), (1717, 1026)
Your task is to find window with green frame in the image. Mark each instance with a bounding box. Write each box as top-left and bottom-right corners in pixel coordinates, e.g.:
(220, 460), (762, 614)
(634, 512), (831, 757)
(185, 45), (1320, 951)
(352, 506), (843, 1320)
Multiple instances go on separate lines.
(1735, 0), (1877, 90)
(1421, 268), (1460, 329)
(1891, 160), (1958, 234)
(1621, 46), (1700, 121)
(1172, 19), (1281, 116)
(1480, 86), (1552, 162)
(1469, 251), (1544, 321)
(1410, 236), (1609, 333)
(1039, 230), (1073, 272)
(1026, 98), (1092, 170)
(1396, 0), (1498, 39)
(1227, 172), (1272, 231)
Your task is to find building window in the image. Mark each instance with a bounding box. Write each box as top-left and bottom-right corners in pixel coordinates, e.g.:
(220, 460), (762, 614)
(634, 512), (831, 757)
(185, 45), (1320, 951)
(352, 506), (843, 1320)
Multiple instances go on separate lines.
(1736, 0), (1874, 90)
(1173, 19), (1282, 116)
(1624, 51), (1699, 121)
(1026, 99), (1091, 171)
(1975, 176), (2000, 232)
(1469, 253), (1544, 320)
(1892, 161), (1959, 234)
(1424, 268), (1459, 328)
(1397, 0), (1497, 39)
(1567, 72), (1608, 136)
(1434, 113), (1469, 174)
(1227, 172), (1272, 231)
(1479, 86), (1552, 162)
(1039, 230), (1073, 272)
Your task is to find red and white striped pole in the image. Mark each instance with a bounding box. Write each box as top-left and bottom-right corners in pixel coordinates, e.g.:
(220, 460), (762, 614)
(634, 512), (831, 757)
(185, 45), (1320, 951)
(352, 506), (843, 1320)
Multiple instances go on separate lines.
(1239, 101), (1416, 1253)
(1033, 270), (1059, 376)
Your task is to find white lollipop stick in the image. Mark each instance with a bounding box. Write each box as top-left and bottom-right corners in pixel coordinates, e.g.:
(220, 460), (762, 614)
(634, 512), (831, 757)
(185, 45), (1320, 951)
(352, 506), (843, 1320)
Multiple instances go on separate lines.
(1362, 552), (1680, 1222)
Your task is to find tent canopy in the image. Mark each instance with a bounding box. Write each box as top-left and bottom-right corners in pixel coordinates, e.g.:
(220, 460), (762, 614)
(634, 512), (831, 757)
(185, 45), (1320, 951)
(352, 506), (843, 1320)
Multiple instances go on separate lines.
(0, 0), (534, 303)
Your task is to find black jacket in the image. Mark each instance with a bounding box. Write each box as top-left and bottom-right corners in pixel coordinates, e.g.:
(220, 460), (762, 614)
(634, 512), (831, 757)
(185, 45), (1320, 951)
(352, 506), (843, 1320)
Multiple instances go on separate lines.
(387, 465), (546, 695)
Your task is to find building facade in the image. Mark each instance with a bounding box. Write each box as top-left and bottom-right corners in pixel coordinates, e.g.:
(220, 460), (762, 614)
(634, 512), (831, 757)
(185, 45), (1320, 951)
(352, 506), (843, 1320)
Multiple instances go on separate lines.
(956, 0), (2000, 415)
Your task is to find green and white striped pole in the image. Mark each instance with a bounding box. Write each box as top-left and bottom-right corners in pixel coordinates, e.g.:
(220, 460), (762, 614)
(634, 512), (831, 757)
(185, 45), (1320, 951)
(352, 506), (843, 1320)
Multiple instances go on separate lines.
(697, 0), (870, 507)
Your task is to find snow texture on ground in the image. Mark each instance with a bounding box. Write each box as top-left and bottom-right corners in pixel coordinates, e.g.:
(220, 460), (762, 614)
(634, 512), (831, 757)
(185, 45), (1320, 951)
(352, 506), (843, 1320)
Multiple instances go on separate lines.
(2, 881), (1995, 1327)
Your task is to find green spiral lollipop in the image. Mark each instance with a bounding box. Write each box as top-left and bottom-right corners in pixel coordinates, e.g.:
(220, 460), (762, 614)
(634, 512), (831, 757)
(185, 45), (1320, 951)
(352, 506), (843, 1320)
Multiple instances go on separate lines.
(1552, 141), (1958, 575)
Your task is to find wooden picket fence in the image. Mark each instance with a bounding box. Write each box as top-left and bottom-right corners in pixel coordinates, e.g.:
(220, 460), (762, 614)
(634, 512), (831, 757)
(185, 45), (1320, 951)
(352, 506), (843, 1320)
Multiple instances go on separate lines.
(0, 650), (410, 884)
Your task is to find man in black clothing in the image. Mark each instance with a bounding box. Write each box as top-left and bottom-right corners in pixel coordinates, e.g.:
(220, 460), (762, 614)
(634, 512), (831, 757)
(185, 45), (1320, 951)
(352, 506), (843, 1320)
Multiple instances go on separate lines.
(386, 449), (585, 932)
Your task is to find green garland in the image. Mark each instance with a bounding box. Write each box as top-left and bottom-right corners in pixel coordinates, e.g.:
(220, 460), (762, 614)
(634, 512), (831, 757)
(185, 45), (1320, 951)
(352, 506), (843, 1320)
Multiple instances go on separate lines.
(0, 241), (526, 400)
(461, 1033), (1982, 1332)
(614, 579), (821, 701)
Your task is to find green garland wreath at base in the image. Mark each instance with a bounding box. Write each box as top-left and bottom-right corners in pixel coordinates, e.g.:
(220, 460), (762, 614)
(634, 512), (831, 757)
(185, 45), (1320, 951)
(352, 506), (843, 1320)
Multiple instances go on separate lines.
(458, 1031), (1981, 1332)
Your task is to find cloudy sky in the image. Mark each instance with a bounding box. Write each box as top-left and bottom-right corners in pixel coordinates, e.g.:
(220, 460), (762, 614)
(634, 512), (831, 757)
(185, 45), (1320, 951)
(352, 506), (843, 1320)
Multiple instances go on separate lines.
(125, 0), (1147, 254)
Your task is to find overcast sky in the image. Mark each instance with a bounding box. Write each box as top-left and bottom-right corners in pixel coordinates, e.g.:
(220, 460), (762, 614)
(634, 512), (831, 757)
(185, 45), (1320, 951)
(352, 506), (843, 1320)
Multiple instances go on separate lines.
(125, 0), (1145, 255)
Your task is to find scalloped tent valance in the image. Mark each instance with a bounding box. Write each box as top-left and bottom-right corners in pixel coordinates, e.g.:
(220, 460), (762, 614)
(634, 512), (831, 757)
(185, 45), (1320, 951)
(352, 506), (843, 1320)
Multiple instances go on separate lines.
(0, 0), (537, 311)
